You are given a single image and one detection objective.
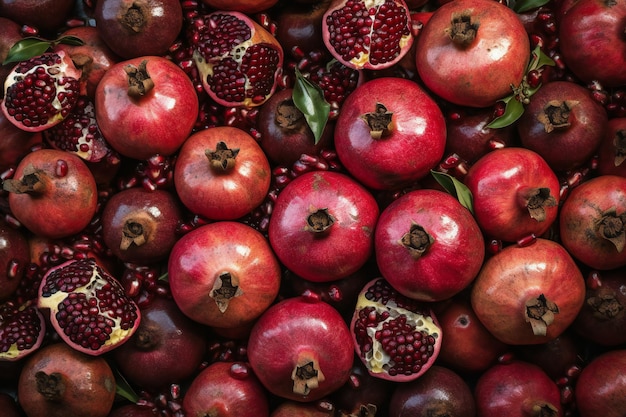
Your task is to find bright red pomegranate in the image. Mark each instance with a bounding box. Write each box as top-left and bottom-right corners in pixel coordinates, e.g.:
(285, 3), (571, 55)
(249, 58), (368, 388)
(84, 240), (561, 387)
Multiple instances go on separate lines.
(268, 170), (379, 283)
(247, 292), (354, 402)
(2, 148), (98, 239)
(95, 55), (198, 160)
(596, 117), (626, 177)
(174, 126), (271, 221)
(187, 11), (284, 107)
(474, 360), (563, 417)
(167, 221), (281, 330)
(37, 258), (141, 355)
(559, 175), (626, 270)
(1, 51), (81, 132)
(559, 0), (626, 87)
(183, 361), (269, 417)
(322, 0), (414, 70)
(463, 147), (560, 243)
(333, 77), (446, 190)
(575, 349), (626, 417)
(414, 0), (530, 108)
(351, 278), (442, 382)
(471, 238), (586, 345)
(374, 189), (484, 302)
(17, 342), (116, 417)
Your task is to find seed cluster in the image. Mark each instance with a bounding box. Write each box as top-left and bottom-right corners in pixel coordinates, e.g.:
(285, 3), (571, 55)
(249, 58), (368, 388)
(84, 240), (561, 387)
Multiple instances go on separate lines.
(378, 316), (436, 376)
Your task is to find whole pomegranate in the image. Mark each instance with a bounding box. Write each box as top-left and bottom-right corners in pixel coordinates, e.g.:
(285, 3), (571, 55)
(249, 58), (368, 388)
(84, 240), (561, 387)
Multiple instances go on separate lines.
(0, 0), (74, 33)
(0, 218), (30, 301)
(471, 238), (586, 345)
(575, 349), (626, 417)
(374, 188), (484, 302)
(200, 0), (279, 13)
(0, 110), (40, 171)
(247, 292), (354, 402)
(0, 16), (23, 97)
(334, 77), (446, 190)
(596, 117), (626, 177)
(17, 342), (116, 417)
(414, 0), (530, 108)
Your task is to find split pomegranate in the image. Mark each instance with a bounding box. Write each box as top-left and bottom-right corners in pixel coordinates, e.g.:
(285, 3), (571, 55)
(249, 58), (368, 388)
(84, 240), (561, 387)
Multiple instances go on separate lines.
(575, 349), (626, 417)
(351, 278), (442, 382)
(0, 300), (45, 361)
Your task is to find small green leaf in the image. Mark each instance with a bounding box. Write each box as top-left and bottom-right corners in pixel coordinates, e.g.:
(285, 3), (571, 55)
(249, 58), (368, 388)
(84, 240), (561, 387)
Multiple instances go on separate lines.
(158, 272), (169, 282)
(2, 35), (85, 65)
(513, 0), (551, 13)
(431, 170), (474, 214)
(527, 44), (555, 72)
(292, 68), (330, 145)
(55, 35), (84, 46)
(486, 98), (525, 129)
(112, 366), (140, 403)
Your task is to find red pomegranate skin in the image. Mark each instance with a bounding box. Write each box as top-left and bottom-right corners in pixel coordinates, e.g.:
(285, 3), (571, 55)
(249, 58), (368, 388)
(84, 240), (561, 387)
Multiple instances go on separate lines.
(0, 218), (30, 300)
(596, 117), (626, 177)
(374, 189), (485, 302)
(463, 147), (560, 243)
(333, 77), (446, 190)
(0, 0), (74, 33)
(559, 175), (626, 270)
(0, 17), (23, 99)
(415, 0), (530, 108)
(575, 349), (626, 417)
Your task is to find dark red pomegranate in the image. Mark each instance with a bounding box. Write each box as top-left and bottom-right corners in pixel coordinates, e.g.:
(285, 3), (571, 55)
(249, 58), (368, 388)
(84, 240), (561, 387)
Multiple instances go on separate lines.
(17, 342), (116, 417)
(0, 16), (23, 98)
(0, 392), (22, 417)
(201, 0), (279, 13)
(471, 238), (586, 345)
(0, 107), (40, 171)
(270, 401), (334, 417)
(0, 218), (30, 301)
(559, 175), (626, 270)
(268, 170), (379, 283)
(0, 0), (74, 33)
(322, 0), (414, 70)
(334, 77), (446, 190)
(596, 117), (626, 177)
(247, 292), (354, 402)
(274, 1), (330, 57)
(575, 349), (626, 417)
(37, 258), (141, 355)
(107, 404), (159, 417)
(351, 278), (442, 382)
(515, 332), (583, 381)
(474, 360), (563, 417)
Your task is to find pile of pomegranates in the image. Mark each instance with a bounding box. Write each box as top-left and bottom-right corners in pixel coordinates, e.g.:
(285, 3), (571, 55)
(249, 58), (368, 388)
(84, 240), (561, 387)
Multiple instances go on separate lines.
(2, 0), (626, 415)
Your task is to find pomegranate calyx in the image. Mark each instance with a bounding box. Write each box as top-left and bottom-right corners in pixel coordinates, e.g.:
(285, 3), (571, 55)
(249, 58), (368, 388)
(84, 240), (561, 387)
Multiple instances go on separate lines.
(361, 103), (393, 139)
(205, 141), (240, 172)
(522, 187), (557, 222)
(525, 294), (559, 336)
(275, 99), (306, 131)
(613, 130), (626, 166)
(120, 215), (154, 250)
(400, 223), (434, 259)
(125, 60), (154, 98)
(596, 208), (626, 252)
(537, 100), (579, 133)
(291, 355), (325, 395)
(209, 272), (244, 313)
(305, 208), (336, 234)
(2, 164), (47, 195)
(587, 291), (623, 320)
(120, 1), (147, 33)
(447, 12), (479, 48)
(526, 402), (559, 417)
(35, 371), (66, 401)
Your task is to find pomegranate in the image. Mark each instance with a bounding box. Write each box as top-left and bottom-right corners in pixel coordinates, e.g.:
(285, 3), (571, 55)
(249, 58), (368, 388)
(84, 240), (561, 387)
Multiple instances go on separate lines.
(474, 360), (563, 417)
(596, 117), (626, 177)
(0, 392), (22, 417)
(167, 221), (281, 329)
(2, 148), (98, 239)
(268, 170), (379, 283)
(17, 342), (116, 417)
(0, 16), (23, 97)
(374, 189), (484, 302)
(0, 300), (45, 361)
(270, 401), (334, 417)
(274, 2), (330, 57)
(183, 361), (269, 417)
(200, 0), (280, 14)
(558, 0), (626, 87)
(95, 0), (183, 59)
(0, 0), (74, 33)
(515, 332), (583, 381)
(517, 80), (608, 172)
(0, 109), (40, 171)
(559, 175), (626, 270)
(0, 218), (30, 300)
(187, 11), (284, 107)
(414, 0), (530, 108)
(388, 365), (476, 417)
(37, 258), (141, 355)
(174, 126), (271, 221)
(94, 55), (198, 160)
(321, 0), (414, 71)
(1, 51), (81, 132)
(471, 238), (586, 345)
(107, 404), (159, 417)
(334, 77), (446, 190)
(351, 278), (442, 382)
(575, 349), (626, 417)
(463, 147), (560, 243)
(247, 292), (354, 402)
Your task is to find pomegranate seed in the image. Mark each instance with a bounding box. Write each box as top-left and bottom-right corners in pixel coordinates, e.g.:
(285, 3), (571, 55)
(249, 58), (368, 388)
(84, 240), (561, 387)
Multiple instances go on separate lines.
(516, 234), (537, 247)
(229, 362), (251, 380)
(55, 159), (69, 177)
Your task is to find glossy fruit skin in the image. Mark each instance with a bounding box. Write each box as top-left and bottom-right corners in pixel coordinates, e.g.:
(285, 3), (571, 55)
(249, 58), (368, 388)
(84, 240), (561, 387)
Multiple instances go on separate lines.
(575, 349), (626, 417)
(559, 175), (626, 270)
(247, 294), (354, 402)
(174, 126), (271, 221)
(471, 238), (586, 345)
(5, 149), (98, 239)
(374, 189), (484, 302)
(270, 401), (335, 417)
(596, 117), (626, 177)
(559, 0), (626, 87)
(168, 221), (281, 329)
(463, 147), (560, 243)
(95, 56), (198, 160)
(268, 171), (379, 282)
(0, 218), (30, 300)
(17, 342), (116, 417)
(0, 0), (74, 33)
(334, 77), (446, 190)
(0, 16), (23, 98)
(415, 0), (530, 108)
(474, 360), (563, 417)
(200, 0), (279, 13)
(517, 81), (608, 172)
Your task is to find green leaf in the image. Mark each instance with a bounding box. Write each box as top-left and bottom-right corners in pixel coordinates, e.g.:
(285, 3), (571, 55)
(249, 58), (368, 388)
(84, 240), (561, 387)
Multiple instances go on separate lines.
(513, 0), (551, 13)
(55, 35), (84, 46)
(486, 98), (525, 129)
(112, 366), (140, 403)
(158, 272), (169, 282)
(292, 68), (331, 145)
(431, 170), (474, 214)
(2, 35), (85, 65)
(527, 44), (555, 71)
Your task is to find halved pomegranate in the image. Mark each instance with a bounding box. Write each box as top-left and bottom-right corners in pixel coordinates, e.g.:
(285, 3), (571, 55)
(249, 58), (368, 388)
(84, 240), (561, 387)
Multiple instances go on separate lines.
(0, 300), (45, 361)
